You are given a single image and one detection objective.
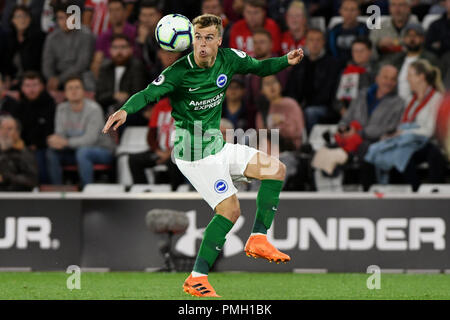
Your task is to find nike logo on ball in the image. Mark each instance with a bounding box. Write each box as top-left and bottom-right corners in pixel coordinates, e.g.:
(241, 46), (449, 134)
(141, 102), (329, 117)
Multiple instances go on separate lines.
(189, 87), (201, 92)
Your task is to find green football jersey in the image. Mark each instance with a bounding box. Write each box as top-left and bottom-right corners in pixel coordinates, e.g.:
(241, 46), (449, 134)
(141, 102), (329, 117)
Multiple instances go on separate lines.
(120, 47), (290, 161)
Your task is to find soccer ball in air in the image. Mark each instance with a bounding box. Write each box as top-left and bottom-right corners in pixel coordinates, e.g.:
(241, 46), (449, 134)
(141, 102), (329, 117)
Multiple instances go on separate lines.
(155, 14), (194, 52)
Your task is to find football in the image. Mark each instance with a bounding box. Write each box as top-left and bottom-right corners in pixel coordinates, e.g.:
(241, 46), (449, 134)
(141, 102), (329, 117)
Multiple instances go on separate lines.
(155, 14), (194, 52)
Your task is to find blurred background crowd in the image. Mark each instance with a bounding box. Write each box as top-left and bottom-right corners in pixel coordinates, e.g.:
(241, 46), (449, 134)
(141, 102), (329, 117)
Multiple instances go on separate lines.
(0, 0), (449, 192)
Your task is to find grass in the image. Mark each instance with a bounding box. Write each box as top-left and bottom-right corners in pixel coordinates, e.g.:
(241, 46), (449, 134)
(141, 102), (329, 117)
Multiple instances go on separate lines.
(0, 272), (449, 300)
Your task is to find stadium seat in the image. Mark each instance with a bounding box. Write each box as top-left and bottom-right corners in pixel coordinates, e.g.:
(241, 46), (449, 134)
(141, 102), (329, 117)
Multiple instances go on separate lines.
(129, 184), (172, 193)
(82, 183), (125, 193)
(327, 16), (369, 30)
(309, 124), (338, 151)
(418, 184), (450, 194)
(369, 184), (413, 193)
(314, 169), (344, 192)
(310, 16), (326, 32)
(39, 185), (79, 192)
(422, 14), (441, 31)
(116, 126), (149, 185)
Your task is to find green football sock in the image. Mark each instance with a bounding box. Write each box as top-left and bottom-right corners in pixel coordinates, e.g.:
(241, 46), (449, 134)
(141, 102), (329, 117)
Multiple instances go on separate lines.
(193, 214), (234, 275)
(252, 179), (283, 234)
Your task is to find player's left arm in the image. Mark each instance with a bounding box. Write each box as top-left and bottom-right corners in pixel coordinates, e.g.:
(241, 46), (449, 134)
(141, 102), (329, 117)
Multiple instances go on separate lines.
(230, 48), (304, 77)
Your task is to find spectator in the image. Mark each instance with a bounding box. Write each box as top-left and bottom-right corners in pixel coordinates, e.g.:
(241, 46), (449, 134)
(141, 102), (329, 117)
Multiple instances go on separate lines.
(364, 59), (446, 191)
(370, 0), (418, 60)
(127, 97), (184, 190)
(281, 0), (308, 56)
(0, 115), (38, 191)
(266, 0), (296, 30)
(286, 28), (343, 133)
(0, 73), (19, 117)
(42, 3), (95, 91)
(202, 0), (232, 46)
(4, 5), (46, 89)
(135, 0), (163, 71)
(46, 76), (115, 187)
(338, 64), (404, 156)
(1, 0), (45, 33)
(16, 71), (55, 184)
(95, 34), (147, 119)
(223, 0), (244, 23)
(256, 75), (305, 151)
(335, 37), (377, 115)
(83, 0), (110, 36)
(327, 0), (369, 63)
(425, 0), (450, 57)
(222, 75), (249, 131)
(229, 0), (282, 56)
(384, 23), (440, 103)
(91, 0), (137, 78)
(319, 65), (404, 189)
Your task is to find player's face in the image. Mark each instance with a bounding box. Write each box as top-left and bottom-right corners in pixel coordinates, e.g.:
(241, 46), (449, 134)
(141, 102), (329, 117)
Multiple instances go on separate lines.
(193, 25), (222, 67)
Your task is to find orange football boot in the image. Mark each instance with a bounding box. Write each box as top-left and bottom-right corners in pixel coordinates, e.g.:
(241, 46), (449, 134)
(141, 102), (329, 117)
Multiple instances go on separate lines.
(244, 234), (291, 263)
(182, 274), (221, 297)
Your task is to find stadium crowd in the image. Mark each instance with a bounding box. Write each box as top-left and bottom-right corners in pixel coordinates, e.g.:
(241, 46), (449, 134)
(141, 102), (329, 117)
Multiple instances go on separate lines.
(0, 0), (449, 192)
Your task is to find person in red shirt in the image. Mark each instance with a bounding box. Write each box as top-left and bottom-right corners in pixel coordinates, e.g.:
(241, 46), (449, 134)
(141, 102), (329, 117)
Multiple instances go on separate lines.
(281, 1), (308, 55)
(229, 0), (281, 57)
(127, 97), (184, 190)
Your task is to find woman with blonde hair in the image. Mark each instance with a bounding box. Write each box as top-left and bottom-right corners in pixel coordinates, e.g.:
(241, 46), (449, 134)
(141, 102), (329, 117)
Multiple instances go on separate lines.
(364, 59), (447, 191)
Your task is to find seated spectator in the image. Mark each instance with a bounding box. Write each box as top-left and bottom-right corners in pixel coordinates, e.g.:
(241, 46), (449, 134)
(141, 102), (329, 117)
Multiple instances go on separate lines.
(202, 0), (231, 46)
(229, 0), (281, 57)
(128, 97), (184, 190)
(335, 37), (377, 115)
(1, 0), (45, 33)
(327, 0), (369, 63)
(4, 5), (46, 89)
(281, 1), (308, 56)
(42, 3), (95, 91)
(0, 115), (38, 191)
(91, 0), (137, 78)
(82, 0), (110, 36)
(222, 75), (249, 131)
(245, 28), (288, 126)
(134, 0), (163, 72)
(384, 23), (440, 103)
(370, 0), (419, 60)
(223, 0), (244, 23)
(256, 75), (305, 151)
(0, 73), (19, 117)
(425, 0), (450, 57)
(364, 59), (446, 191)
(46, 76), (116, 187)
(339, 64), (404, 156)
(95, 34), (148, 119)
(286, 28), (343, 133)
(16, 71), (55, 184)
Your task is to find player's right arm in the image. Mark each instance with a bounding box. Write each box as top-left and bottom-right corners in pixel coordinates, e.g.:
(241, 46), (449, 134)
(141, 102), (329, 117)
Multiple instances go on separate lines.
(102, 65), (180, 133)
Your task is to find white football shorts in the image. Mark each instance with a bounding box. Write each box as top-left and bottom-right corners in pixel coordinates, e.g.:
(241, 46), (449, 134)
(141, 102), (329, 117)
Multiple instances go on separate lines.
(175, 143), (259, 210)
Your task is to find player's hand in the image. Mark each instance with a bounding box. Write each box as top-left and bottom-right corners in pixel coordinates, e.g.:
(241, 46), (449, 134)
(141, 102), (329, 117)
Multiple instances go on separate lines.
(287, 48), (304, 66)
(102, 109), (127, 133)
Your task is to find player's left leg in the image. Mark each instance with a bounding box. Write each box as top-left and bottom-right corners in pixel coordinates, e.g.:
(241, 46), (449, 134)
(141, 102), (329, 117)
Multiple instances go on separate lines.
(242, 152), (291, 263)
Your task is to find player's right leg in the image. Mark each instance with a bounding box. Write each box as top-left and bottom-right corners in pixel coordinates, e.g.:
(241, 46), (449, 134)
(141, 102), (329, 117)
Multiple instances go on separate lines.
(175, 150), (238, 297)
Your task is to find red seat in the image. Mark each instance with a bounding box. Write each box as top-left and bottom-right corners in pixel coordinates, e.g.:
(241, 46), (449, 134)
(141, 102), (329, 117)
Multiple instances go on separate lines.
(63, 164), (113, 171)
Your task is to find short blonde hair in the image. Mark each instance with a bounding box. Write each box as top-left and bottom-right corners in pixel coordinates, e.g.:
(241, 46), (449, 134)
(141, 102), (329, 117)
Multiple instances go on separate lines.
(192, 14), (223, 37)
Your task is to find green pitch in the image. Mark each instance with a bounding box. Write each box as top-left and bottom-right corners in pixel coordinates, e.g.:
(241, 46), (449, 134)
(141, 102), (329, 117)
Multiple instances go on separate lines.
(1, 272), (449, 300)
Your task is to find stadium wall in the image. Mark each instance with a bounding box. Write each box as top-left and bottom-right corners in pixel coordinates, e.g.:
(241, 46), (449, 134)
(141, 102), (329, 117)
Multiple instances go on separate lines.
(0, 193), (449, 273)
